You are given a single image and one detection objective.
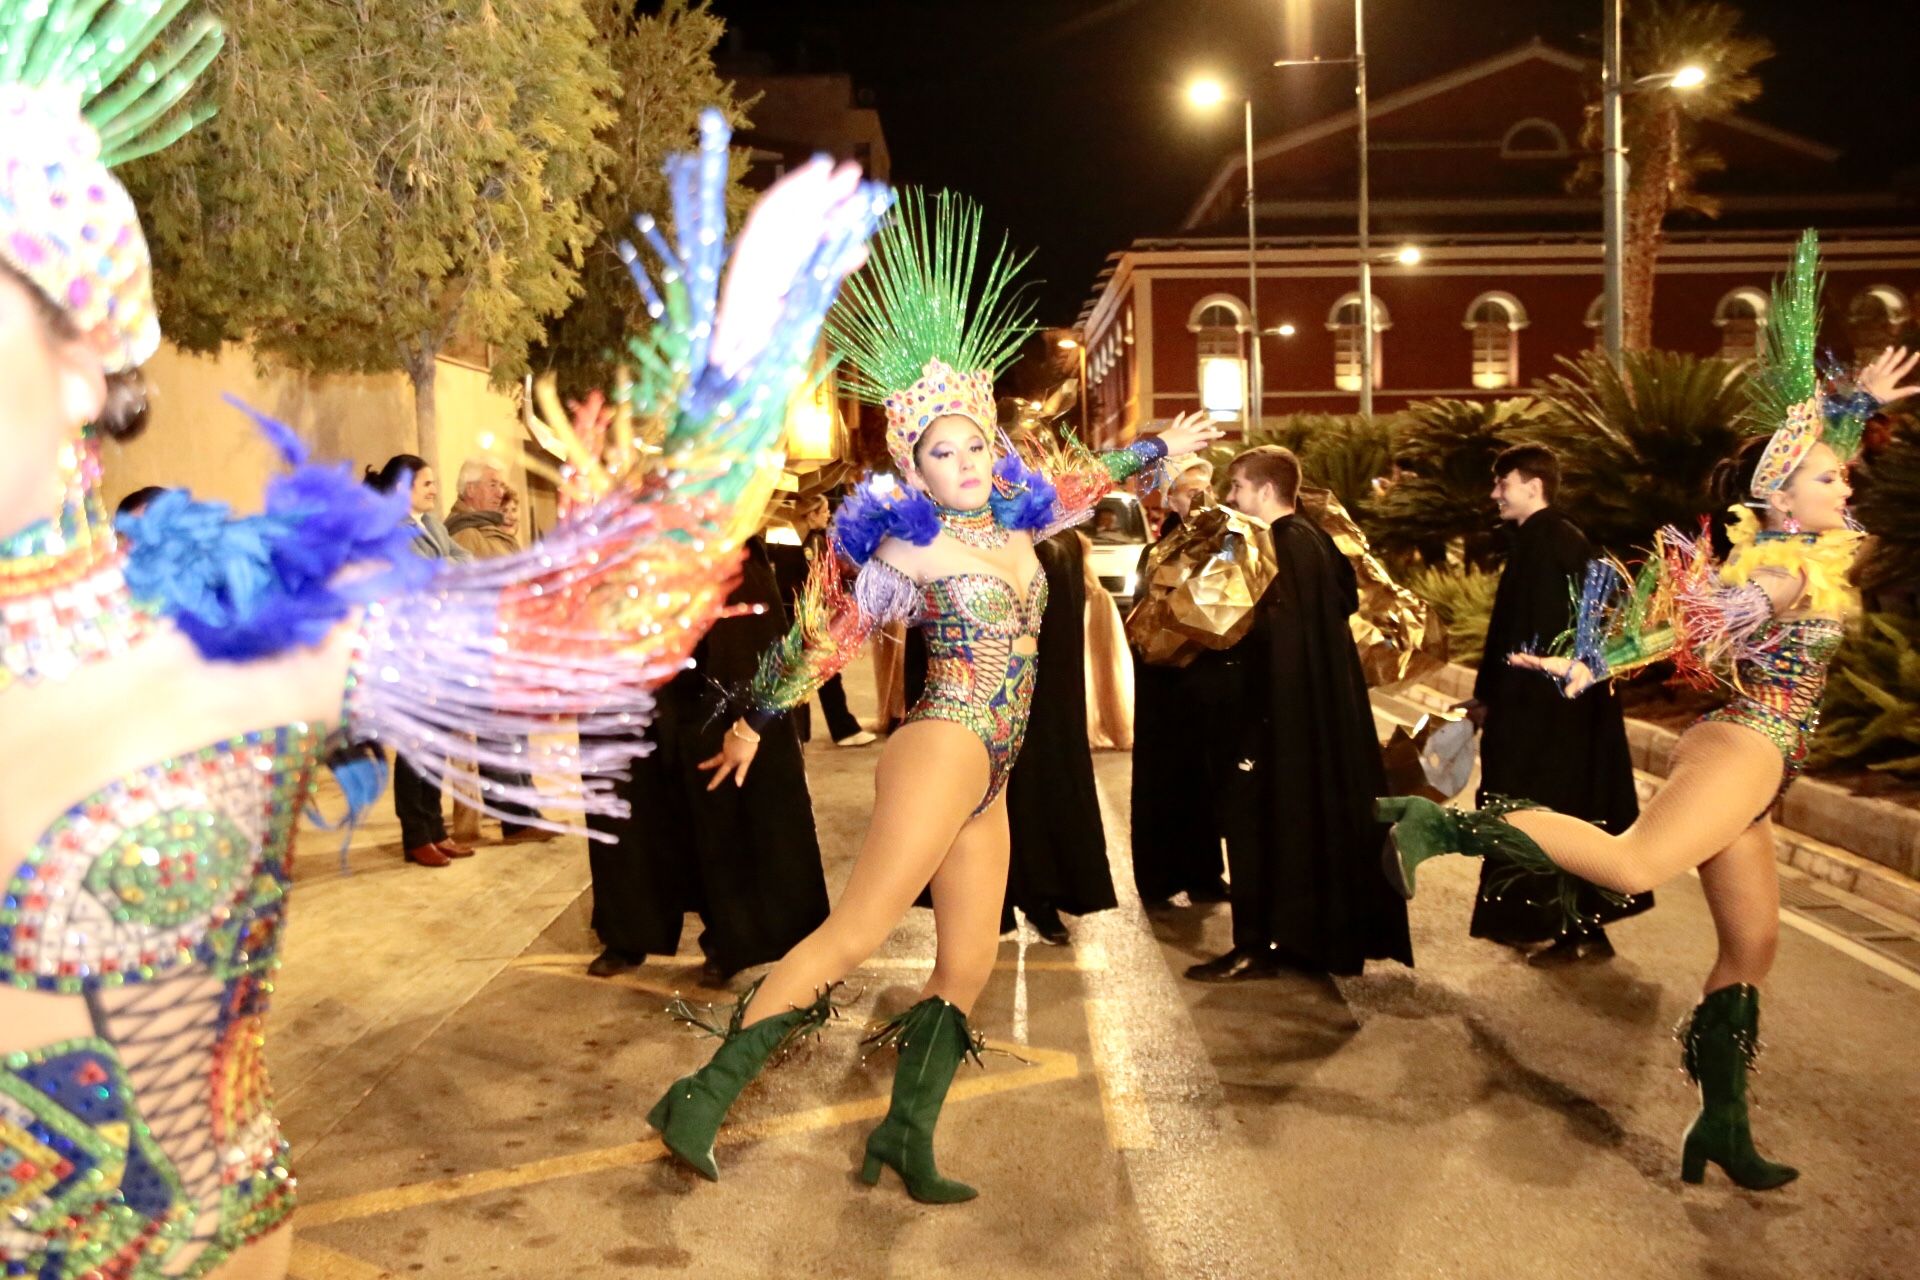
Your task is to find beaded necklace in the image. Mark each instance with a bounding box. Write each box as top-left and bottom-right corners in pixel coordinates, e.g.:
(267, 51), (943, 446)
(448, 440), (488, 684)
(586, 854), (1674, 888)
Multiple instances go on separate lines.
(936, 502), (1009, 550)
(0, 434), (155, 693)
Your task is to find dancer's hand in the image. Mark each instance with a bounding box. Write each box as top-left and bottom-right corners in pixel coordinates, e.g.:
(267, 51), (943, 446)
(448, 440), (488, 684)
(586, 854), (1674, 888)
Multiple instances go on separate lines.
(1451, 698), (1488, 729)
(1153, 410), (1226, 459)
(699, 720), (761, 790)
(1509, 652), (1595, 698)
(1858, 345), (1920, 407)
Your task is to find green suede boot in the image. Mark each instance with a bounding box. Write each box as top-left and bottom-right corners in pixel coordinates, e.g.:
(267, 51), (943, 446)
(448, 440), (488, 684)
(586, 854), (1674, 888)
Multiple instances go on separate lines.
(859, 997), (983, 1204)
(1677, 984), (1799, 1190)
(646, 979), (838, 1180)
(1373, 794), (1623, 927)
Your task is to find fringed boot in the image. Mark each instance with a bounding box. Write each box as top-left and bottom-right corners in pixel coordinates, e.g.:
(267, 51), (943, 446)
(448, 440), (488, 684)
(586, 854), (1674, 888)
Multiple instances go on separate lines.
(646, 978), (839, 1180)
(1374, 795), (1626, 926)
(860, 997), (983, 1204)
(1677, 984), (1798, 1190)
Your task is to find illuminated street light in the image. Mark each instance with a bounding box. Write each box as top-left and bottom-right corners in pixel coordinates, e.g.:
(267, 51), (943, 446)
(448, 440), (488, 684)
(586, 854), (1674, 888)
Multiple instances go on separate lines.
(1395, 244), (1422, 266)
(1186, 76), (1228, 109)
(1057, 337), (1079, 350)
(1668, 64), (1707, 89)
(1275, 322), (1296, 338)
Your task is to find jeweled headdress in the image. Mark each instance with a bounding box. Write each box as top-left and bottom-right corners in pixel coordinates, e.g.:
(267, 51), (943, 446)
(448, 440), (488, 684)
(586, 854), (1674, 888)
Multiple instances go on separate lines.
(826, 187), (1034, 472)
(1745, 229), (1869, 497)
(0, 0), (223, 371)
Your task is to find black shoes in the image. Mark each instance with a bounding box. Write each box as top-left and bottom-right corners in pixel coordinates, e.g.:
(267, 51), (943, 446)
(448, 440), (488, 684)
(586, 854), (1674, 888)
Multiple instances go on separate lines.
(1186, 878), (1231, 905)
(1528, 930), (1616, 968)
(1184, 947), (1289, 983)
(1020, 904), (1071, 946)
(587, 948), (644, 977)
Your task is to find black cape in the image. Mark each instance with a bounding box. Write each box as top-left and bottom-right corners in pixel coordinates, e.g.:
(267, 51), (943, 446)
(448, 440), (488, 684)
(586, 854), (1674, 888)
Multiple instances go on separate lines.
(1470, 507), (1650, 941)
(585, 537), (829, 970)
(1129, 517), (1229, 903)
(1218, 513), (1413, 974)
(1002, 532), (1119, 924)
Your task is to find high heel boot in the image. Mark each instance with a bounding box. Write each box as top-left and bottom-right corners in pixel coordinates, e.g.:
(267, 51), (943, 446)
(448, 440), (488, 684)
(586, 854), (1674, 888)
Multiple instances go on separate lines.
(1677, 984), (1798, 1190)
(859, 997), (982, 1204)
(646, 978), (838, 1180)
(1374, 794), (1622, 925)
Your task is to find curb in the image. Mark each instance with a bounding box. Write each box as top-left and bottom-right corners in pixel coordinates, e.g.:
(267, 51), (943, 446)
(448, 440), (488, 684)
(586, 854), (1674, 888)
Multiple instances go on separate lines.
(1425, 662), (1920, 924)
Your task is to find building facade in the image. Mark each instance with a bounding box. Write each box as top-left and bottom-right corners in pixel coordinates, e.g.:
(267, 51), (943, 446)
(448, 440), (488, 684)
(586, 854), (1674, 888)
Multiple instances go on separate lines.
(1077, 41), (1920, 447)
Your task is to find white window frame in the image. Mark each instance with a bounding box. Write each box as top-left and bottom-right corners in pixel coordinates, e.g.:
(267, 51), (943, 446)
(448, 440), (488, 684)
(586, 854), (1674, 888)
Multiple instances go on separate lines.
(1326, 292), (1389, 391)
(1500, 118), (1570, 159)
(1848, 285), (1911, 360)
(1189, 294), (1250, 422)
(1462, 291), (1527, 390)
(1712, 287), (1769, 363)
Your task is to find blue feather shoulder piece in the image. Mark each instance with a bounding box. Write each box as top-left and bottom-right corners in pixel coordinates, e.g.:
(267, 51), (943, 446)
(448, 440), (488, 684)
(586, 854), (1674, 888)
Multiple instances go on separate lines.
(988, 448), (1059, 534)
(118, 397), (436, 661)
(831, 473), (940, 566)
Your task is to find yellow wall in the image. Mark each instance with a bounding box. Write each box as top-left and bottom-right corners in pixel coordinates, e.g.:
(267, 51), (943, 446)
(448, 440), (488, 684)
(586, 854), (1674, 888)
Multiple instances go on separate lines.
(101, 343), (531, 538)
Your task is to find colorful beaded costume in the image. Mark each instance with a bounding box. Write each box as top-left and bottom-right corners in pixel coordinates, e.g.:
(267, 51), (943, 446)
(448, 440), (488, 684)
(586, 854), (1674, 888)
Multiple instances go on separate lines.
(0, 2), (887, 1271)
(748, 190), (1167, 809)
(1561, 231), (1871, 787)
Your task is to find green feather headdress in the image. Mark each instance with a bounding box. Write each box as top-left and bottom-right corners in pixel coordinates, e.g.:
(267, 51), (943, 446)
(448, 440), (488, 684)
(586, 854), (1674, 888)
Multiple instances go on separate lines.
(1744, 229), (1860, 497)
(1, 0), (225, 166)
(826, 188), (1036, 469)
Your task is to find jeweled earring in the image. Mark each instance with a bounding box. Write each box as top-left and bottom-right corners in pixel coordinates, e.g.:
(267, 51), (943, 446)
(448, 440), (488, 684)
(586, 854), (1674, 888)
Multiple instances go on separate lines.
(1783, 514), (1802, 535)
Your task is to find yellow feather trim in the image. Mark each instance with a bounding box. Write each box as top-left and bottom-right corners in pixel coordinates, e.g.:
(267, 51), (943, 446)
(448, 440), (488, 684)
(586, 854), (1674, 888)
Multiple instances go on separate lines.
(1718, 506), (1861, 618)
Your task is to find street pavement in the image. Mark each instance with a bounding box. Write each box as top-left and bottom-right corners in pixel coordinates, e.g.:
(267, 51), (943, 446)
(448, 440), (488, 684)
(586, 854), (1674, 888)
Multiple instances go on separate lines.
(273, 679), (1920, 1280)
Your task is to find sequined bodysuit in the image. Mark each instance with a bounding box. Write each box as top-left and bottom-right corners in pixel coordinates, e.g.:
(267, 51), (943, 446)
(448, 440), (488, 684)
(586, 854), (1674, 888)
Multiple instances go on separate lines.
(2, 709), (323, 1278)
(1702, 616), (1844, 788)
(904, 570), (1050, 813)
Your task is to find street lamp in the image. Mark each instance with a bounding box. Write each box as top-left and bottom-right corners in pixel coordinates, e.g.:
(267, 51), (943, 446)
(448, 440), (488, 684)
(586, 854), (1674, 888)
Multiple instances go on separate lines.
(1602, 0), (1709, 362)
(1394, 244), (1422, 266)
(1184, 74), (1264, 435)
(1274, 0), (1375, 415)
(1058, 336), (1090, 438)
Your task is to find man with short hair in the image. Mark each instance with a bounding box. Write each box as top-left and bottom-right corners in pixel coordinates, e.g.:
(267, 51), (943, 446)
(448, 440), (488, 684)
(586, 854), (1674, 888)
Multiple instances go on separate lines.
(1130, 459), (1230, 911)
(446, 457), (519, 559)
(1456, 444), (1650, 963)
(443, 453), (544, 840)
(1186, 445), (1412, 980)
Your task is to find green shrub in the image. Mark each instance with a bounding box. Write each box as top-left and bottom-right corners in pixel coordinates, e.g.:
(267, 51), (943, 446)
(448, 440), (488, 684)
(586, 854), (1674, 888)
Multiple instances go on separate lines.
(1405, 564), (1501, 666)
(1853, 413), (1920, 603)
(1524, 349), (1750, 558)
(1811, 613), (1920, 779)
(1371, 398), (1551, 569)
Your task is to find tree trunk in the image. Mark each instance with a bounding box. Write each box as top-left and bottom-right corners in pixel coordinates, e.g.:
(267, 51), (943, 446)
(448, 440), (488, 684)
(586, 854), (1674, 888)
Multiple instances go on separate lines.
(1621, 105), (1679, 353)
(406, 345), (439, 468)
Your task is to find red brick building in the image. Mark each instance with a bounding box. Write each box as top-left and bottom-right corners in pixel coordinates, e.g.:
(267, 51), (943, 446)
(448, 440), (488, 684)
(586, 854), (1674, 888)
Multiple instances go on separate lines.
(1076, 40), (1920, 447)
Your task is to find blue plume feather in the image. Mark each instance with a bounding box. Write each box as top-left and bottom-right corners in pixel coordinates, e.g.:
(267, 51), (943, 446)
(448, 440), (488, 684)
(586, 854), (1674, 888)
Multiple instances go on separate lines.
(831, 474), (940, 566)
(988, 450), (1059, 533)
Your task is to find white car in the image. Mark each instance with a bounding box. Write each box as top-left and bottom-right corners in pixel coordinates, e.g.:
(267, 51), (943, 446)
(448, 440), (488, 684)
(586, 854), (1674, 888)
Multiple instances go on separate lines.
(1082, 492), (1152, 612)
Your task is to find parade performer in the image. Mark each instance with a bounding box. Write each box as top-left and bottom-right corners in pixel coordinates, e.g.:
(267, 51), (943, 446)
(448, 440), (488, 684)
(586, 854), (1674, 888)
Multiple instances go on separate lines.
(648, 189), (1220, 1203)
(0, 0), (886, 1268)
(1378, 231), (1919, 1191)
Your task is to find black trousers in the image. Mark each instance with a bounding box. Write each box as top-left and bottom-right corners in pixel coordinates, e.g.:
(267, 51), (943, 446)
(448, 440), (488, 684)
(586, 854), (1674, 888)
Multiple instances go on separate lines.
(393, 754), (447, 848)
(478, 756), (541, 823)
(808, 673), (863, 742)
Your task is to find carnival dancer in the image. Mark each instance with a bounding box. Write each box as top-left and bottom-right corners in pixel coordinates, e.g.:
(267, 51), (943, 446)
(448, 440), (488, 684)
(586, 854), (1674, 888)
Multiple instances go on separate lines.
(0, 1), (886, 1267)
(1378, 231), (1919, 1191)
(648, 189), (1220, 1203)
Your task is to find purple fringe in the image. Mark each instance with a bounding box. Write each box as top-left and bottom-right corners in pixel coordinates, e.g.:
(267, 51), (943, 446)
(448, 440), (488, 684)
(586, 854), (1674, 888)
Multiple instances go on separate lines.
(852, 557), (926, 626)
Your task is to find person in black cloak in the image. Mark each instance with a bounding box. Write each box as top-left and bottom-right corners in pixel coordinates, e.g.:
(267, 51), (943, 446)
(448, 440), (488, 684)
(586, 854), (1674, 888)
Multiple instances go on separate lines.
(1187, 446), (1414, 980)
(1129, 462), (1231, 911)
(1456, 445), (1650, 963)
(900, 530), (1118, 943)
(767, 497), (877, 747)
(583, 534), (830, 986)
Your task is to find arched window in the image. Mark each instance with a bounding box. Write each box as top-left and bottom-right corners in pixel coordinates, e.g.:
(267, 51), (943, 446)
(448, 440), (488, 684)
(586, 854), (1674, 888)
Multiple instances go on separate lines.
(1188, 294), (1248, 420)
(1583, 293), (1605, 350)
(1463, 292), (1527, 389)
(1713, 288), (1769, 363)
(1848, 285), (1911, 361)
(1326, 292), (1388, 391)
(1500, 118), (1569, 159)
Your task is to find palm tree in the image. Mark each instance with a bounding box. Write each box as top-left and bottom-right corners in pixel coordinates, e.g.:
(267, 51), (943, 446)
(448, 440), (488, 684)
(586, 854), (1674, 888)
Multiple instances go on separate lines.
(1577, 1), (1773, 351)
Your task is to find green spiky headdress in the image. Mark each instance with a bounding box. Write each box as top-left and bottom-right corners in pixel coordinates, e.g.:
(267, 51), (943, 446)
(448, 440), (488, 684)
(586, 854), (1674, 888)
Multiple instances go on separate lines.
(825, 187), (1035, 470)
(1, 0), (224, 369)
(1745, 229), (1865, 496)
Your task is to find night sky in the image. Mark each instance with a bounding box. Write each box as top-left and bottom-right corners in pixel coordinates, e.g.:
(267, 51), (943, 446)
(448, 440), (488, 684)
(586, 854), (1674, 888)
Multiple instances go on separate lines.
(703, 0), (1917, 321)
